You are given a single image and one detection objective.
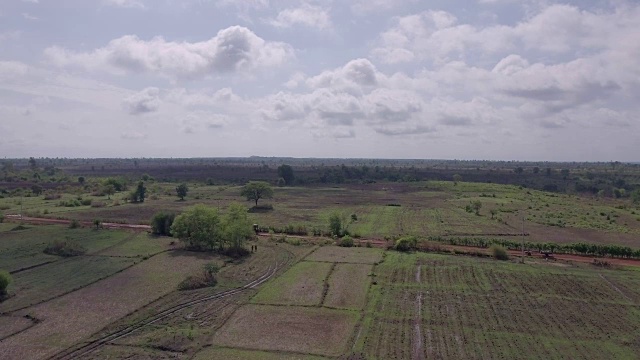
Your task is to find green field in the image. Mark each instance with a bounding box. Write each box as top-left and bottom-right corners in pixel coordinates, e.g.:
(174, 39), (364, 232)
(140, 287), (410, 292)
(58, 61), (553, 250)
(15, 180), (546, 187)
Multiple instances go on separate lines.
(353, 252), (640, 359)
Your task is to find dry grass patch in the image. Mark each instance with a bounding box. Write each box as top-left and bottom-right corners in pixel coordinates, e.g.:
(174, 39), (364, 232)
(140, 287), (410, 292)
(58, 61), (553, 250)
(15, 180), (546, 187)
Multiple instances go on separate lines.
(324, 263), (373, 310)
(251, 261), (332, 306)
(1, 251), (217, 360)
(305, 246), (383, 264)
(212, 304), (358, 357)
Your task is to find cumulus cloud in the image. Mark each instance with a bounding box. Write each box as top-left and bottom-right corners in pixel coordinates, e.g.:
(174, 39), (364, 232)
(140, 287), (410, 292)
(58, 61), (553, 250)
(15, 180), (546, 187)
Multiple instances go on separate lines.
(181, 112), (228, 134)
(45, 26), (294, 78)
(267, 4), (331, 30)
(123, 87), (160, 115)
(372, 4), (640, 64)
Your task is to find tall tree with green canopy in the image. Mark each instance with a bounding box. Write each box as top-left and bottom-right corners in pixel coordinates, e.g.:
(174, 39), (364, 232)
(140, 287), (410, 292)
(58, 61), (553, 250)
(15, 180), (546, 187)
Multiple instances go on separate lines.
(171, 205), (223, 250)
(240, 181), (273, 206)
(176, 183), (189, 200)
(222, 203), (253, 251)
(277, 164), (295, 185)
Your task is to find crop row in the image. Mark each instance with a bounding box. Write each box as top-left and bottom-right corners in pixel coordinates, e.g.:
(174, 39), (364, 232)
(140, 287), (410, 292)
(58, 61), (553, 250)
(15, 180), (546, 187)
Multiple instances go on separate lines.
(427, 236), (640, 259)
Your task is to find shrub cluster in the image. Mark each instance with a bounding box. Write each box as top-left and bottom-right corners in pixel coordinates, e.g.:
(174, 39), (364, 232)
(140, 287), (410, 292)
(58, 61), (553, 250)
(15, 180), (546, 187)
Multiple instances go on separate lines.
(178, 263), (219, 290)
(44, 239), (87, 257)
(428, 236), (640, 259)
(151, 212), (175, 236)
(339, 235), (354, 247)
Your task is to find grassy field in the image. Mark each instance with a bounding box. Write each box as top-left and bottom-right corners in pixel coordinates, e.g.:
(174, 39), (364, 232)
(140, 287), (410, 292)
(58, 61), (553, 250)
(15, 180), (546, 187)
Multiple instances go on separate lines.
(251, 261), (332, 306)
(353, 252), (640, 359)
(4, 180), (639, 249)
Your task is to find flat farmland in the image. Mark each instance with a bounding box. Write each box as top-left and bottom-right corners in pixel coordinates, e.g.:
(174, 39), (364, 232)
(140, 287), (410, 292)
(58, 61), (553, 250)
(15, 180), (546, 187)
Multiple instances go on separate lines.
(211, 304), (359, 357)
(0, 256), (137, 313)
(354, 252), (640, 359)
(34, 181), (640, 249)
(250, 261), (332, 306)
(0, 251), (219, 360)
(324, 263), (373, 310)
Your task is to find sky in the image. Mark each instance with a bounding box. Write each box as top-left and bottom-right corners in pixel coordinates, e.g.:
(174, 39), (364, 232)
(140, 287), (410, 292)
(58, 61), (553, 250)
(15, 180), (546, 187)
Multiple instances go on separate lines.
(0, 0), (639, 161)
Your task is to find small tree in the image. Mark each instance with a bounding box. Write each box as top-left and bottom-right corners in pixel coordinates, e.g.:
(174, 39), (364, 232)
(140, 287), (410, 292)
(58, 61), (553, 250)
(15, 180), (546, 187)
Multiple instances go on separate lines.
(490, 245), (509, 260)
(29, 157), (37, 170)
(240, 181), (273, 207)
(277, 164), (295, 185)
(176, 183), (189, 200)
(0, 270), (11, 297)
(78, 176), (85, 185)
(151, 212), (175, 236)
(329, 213), (343, 236)
(130, 181), (146, 203)
(103, 184), (115, 200)
(93, 219), (101, 230)
(631, 189), (640, 205)
(31, 184), (43, 196)
(471, 200), (482, 215)
(452, 174), (462, 185)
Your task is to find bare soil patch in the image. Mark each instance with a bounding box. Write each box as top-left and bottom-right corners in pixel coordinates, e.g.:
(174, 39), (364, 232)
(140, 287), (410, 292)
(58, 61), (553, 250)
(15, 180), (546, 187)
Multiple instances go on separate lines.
(211, 304), (358, 357)
(324, 263), (372, 310)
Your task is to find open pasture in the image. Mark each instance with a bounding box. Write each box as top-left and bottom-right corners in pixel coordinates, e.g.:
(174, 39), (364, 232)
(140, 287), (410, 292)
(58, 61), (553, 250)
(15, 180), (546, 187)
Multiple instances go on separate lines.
(324, 263), (373, 310)
(355, 252), (640, 359)
(11, 180), (639, 250)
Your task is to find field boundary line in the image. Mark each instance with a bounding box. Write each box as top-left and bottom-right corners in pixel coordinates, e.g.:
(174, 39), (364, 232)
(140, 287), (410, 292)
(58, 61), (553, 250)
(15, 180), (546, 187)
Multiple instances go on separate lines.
(202, 344), (333, 359)
(8, 259), (59, 275)
(319, 263), (337, 307)
(413, 264), (425, 360)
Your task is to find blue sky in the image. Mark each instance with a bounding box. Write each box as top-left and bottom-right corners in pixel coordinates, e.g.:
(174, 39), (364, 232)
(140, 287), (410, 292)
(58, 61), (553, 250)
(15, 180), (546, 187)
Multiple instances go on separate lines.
(1, 0), (638, 160)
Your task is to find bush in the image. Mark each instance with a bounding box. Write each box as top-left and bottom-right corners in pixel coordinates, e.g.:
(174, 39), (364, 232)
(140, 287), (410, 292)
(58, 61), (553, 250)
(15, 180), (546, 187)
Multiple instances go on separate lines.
(490, 245), (509, 260)
(0, 270), (11, 297)
(395, 236), (418, 252)
(339, 235), (354, 247)
(81, 199), (92, 206)
(178, 262), (219, 290)
(68, 219), (81, 229)
(150, 212), (175, 236)
(44, 239), (87, 257)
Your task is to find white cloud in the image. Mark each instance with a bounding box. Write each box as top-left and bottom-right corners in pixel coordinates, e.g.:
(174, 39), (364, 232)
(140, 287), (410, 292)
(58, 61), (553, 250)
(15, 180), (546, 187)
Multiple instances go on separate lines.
(122, 87), (160, 115)
(181, 112), (229, 134)
(267, 4), (331, 30)
(103, 0), (146, 9)
(45, 26), (294, 79)
(22, 13), (38, 20)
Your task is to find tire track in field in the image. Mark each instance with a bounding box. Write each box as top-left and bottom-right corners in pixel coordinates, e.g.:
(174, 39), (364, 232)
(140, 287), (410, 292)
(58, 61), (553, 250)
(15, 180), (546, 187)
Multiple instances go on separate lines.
(599, 274), (634, 303)
(413, 264), (425, 360)
(48, 250), (293, 360)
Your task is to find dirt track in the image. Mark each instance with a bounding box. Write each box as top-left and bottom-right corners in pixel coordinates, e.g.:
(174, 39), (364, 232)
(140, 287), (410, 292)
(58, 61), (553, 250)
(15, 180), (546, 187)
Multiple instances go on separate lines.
(7, 215), (640, 267)
(4, 215), (151, 230)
